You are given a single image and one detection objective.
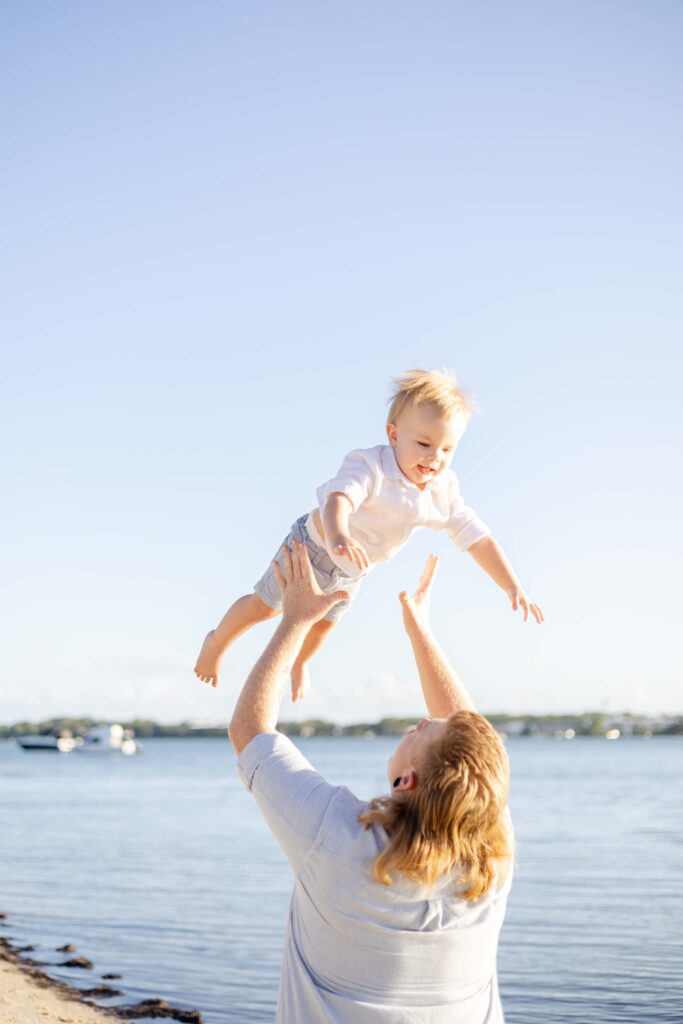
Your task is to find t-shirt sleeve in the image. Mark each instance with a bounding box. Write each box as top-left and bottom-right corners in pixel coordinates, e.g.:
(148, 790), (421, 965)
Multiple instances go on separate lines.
(443, 472), (491, 551)
(237, 731), (339, 874)
(498, 806), (515, 897)
(316, 449), (376, 513)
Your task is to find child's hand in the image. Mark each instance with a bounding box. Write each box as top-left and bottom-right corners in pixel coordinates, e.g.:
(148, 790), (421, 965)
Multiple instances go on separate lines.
(330, 534), (369, 573)
(506, 586), (544, 624)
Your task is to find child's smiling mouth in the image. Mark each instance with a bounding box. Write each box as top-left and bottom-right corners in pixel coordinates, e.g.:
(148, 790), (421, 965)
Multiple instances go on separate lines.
(417, 464), (436, 476)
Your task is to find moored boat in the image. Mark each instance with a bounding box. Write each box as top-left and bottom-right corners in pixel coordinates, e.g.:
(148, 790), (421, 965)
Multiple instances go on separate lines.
(15, 733), (75, 753)
(74, 724), (142, 755)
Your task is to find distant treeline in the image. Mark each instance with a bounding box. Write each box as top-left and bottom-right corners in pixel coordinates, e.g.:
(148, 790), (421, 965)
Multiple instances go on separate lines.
(1, 713), (681, 740)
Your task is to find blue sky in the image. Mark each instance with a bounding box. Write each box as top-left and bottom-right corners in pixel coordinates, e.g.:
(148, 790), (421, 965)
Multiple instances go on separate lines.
(2, 1), (682, 724)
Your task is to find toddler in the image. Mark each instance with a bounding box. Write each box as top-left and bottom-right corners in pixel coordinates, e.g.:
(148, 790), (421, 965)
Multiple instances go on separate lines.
(195, 369), (543, 701)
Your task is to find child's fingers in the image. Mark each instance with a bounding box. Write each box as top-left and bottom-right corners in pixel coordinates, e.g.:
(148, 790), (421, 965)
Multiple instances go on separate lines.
(335, 543), (352, 564)
(531, 603), (544, 624)
(520, 597), (529, 622)
(340, 544), (361, 571)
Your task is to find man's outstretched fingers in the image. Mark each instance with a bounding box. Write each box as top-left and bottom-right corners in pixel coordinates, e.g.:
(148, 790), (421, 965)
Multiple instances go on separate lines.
(297, 541), (317, 587)
(280, 544), (294, 582)
(290, 541), (303, 580)
(272, 559), (286, 593)
(327, 589), (350, 609)
(420, 554), (439, 592)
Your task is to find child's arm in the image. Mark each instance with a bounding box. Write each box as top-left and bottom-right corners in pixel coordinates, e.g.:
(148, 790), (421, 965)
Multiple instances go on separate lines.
(321, 493), (369, 572)
(467, 536), (544, 623)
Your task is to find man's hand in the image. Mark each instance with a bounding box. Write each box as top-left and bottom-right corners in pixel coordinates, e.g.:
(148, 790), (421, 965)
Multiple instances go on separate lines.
(398, 553), (439, 636)
(506, 586), (544, 624)
(273, 542), (350, 625)
(329, 534), (369, 573)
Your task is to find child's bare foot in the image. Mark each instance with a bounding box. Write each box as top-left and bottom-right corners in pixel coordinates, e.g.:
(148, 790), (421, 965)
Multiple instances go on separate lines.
(290, 662), (311, 703)
(194, 630), (224, 688)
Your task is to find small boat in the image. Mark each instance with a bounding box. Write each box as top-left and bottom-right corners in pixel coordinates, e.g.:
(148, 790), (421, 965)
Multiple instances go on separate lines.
(15, 733), (75, 753)
(74, 724), (142, 755)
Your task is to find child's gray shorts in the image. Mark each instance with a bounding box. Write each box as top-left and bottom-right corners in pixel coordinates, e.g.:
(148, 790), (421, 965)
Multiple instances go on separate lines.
(254, 514), (361, 623)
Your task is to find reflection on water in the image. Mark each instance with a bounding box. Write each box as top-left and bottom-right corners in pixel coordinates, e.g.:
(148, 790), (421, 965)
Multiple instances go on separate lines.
(1, 736), (682, 1023)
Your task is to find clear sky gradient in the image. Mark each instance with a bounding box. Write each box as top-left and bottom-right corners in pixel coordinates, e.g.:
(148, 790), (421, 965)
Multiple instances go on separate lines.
(2, 1), (682, 725)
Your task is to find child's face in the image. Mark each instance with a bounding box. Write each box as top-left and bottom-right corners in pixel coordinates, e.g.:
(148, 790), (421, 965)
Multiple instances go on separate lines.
(387, 402), (467, 489)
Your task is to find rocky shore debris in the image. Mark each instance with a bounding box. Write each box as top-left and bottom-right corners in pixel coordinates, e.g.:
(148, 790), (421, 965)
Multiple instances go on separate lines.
(101, 971), (123, 979)
(2, 930), (204, 1023)
(117, 998), (202, 1022)
(56, 942), (77, 952)
(59, 955), (94, 969)
(82, 984), (123, 998)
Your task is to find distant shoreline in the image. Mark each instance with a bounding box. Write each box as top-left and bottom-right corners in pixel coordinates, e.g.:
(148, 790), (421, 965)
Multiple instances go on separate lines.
(2, 712), (681, 740)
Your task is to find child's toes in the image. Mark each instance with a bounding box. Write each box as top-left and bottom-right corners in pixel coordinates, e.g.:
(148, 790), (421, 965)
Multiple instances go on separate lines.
(291, 664), (310, 703)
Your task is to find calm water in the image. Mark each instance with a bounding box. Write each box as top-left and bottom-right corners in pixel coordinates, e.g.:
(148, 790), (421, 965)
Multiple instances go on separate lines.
(1, 735), (682, 1023)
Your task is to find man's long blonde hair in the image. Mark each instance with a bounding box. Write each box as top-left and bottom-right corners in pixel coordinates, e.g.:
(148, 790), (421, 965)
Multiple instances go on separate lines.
(358, 712), (512, 901)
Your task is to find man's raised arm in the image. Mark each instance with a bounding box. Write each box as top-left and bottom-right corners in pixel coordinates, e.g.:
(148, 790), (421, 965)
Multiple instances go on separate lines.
(399, 555), (477, 717)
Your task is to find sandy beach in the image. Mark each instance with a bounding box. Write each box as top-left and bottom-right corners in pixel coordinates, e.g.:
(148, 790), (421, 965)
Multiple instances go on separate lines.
(0, 931), (202, 1023)
(0, 955), (113, 1024)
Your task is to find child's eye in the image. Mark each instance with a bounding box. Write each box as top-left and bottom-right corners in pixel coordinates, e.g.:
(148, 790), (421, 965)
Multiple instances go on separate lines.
(417, 442), (429, 448)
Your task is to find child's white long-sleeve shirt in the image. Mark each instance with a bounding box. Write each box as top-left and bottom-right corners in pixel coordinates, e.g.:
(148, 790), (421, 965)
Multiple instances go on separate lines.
(305, 445), (490, 580)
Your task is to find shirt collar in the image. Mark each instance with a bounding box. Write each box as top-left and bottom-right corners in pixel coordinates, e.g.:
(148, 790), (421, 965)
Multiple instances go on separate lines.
(382, 445), (405, 482)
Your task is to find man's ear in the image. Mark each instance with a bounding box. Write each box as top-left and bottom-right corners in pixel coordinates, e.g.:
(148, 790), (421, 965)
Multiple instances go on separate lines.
(393, 770), (418, 793)
(386, 422), (397, 446)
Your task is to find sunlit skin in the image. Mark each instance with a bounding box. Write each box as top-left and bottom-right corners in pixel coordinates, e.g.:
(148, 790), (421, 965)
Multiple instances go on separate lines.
(387, 716), (449, 792)
(196, 397), (543, 699)
(386, 403), (467, 489)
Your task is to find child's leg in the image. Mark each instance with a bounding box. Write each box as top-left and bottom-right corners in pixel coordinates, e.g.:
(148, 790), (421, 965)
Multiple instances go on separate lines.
(290, 619), (336, 703)
(195, 593), (279, 688)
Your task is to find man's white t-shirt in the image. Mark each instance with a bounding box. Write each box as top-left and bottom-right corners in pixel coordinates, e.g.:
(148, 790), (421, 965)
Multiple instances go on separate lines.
(238, 731), (513, 1023)
(306, 445), (490, 579)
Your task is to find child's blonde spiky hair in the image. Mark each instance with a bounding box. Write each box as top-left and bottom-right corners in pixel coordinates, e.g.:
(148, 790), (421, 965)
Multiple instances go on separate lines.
(387, 368), (476, 425)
